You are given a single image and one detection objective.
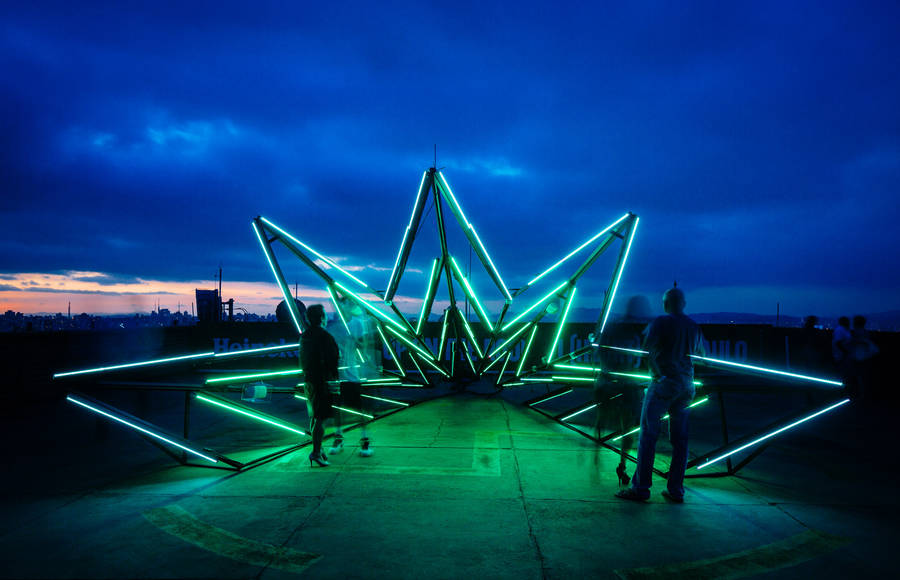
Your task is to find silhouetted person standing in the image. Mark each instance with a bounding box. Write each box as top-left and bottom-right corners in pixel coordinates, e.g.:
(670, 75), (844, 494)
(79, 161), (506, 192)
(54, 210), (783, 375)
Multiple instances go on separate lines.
(616, 287), (704, 503)
(832, 316), (853, 398)
(301, 304), (339, 467)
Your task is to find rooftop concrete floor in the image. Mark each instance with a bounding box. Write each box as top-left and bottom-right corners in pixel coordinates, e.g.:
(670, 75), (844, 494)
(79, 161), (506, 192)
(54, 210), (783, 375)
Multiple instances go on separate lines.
(1, 386), (896, 579)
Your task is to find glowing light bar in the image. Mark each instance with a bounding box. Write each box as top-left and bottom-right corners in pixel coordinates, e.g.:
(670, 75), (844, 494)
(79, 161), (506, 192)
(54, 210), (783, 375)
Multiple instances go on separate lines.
(67, 395), (218, 463)
(449, 256), (493, 332)
(458, 311), (485, 359)
(437, 172), (512, 301)
(260, 217), (369, 289)
(546, 286), (576, 363)
(696, 398), (850, 469)
(526, 214), (629, 287)
(376, 326), (406, 377)
(387, 171), (428, 297)
(598, 345), (648, 356)
(482, 355), (505, 373)
(205, 369), (303, 384)
(462, 341), (477, 374)
(361, 394), (409, 407)
(551, 375), (595, 383)
(553, 363), (600, 373)
(529, 388), (574, 406)
(292, 394), (374, 419)
(385, 325), (436, 362)
(516, 325), (539, 377)
(252, 220), (302, 334)
(691, 356), (843, 387)
(334, 282), (404, 332)
(196, 394), (306, 435)
(599, 216), (639, 335)
(417, 351), (451, 378)
(560, 403), (598, 422)
(214, 343), (300, 358)
(489, 323), (530, 358)
(521, 377), (550, 383)
(408, 353), (428, 382)
(362, 377), (402, 384)
(501, 281), (569, 332)
(54, 351), (215, 378)
(497, 352), (512, 380)
(505, 382), (526, 386)
(612, 397), (710, 441)
(438, 313), (450, 359)
(416, 259), (440, 335)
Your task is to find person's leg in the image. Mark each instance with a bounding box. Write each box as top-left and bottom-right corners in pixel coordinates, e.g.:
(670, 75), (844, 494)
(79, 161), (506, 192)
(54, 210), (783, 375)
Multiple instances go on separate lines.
(311, 417), (324, 457)
(665, 386), (694, 498)
(630, 382), (668, 496)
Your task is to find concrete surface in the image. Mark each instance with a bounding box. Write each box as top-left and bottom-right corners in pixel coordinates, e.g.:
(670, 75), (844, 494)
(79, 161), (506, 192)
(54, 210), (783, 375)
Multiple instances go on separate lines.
(1, 386), (896, 579)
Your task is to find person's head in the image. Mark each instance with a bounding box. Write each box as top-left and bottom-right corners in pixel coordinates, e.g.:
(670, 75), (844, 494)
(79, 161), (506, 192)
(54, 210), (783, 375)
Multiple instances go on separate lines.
(852, 315), (866, 330)
(307, 304), (326, 327)
(663, 287), (686, 315)
(838, 316), (850, 329)
(803, 315), (818, 329)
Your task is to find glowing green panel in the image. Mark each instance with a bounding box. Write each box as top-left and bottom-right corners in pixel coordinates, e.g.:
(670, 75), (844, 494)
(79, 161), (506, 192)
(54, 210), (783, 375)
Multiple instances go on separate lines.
(599, 216), (639, 335)
(526, 214), (629, 287)
(691, 355), (843, 387)
(196, 394), (306, 435)
(546, 286), (576, 363)
(501, 281), (568, 332)
(416, 259), (440, 335)
(206, 369), (303, 384)
(54, 351), (215, 378)
(252, 221), (302, 334)
(67, 395), (218, 463)
(260, 217), (369, 289)
(516, 325), (539, 377)
(696, 398), (850, 469)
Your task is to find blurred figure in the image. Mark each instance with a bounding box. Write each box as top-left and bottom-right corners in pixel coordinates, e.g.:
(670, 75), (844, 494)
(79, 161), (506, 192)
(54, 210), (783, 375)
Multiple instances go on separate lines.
(329, 299), (378, 457)
(848, 315), (879, 402)
(616, 287), (705, 503)
(300, 304), (339, 467)
(832, 316), (853, 396)
(591, 296), (647, 486)
(795, 315), (828, 374)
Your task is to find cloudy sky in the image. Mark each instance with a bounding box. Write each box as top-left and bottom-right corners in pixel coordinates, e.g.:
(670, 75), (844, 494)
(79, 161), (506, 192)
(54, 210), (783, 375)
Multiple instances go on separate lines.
(2, 1), (898, 318)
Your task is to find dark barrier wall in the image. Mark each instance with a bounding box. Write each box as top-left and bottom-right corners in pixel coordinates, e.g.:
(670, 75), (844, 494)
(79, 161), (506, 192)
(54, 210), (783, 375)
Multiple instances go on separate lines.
(2, 322), (894, 406)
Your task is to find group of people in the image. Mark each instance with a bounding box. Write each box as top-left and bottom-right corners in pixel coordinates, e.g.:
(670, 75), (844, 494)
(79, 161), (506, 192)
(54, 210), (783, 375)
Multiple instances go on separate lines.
(300, 301), (379, 467)
(831, 315), (879, 402)
(593, 287), (705, 503)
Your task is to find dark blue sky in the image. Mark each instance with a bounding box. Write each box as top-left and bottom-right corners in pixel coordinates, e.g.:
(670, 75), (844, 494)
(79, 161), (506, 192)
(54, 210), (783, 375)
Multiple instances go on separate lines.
(2, 1), (899, 317)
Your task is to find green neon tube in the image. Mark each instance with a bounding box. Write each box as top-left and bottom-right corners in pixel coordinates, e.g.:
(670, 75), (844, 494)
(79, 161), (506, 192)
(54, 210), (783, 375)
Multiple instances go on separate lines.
(489, 323), (530, 358)
(462, 342), (477, 374)
(418, 351), (450, 378)
(449, 256), (493, 331)
(505, 382), (526, 386)
(260, 217), (369, 289)
(416, 259), (440, 335)
(334, 282), (405, 332)
(497, 352), (512, 380)
(560, 403), (598, 422)
(516, 325), (539, 377)
(691, 355), (843, 387)
(598, 345), (649, 356)
(501, 281), (569, 332)
(54, 351), (216, 378)
(327, 286), (352, 335)
(521, 377), (551, 382)
(553, 363), (600, 373)
(385, 325), (436, 362)
(409, 353), (428, 382)
(362, 377), (402, 384)
(458, 311), (484, 358)
(613, 397), (710, 441)
(67, 395), (218, 463)
(361, 394), (409, 407)
(526, 214), (629, 288)
(387, 171), (428, 295)
(696, 398), (850, 469)
(437, 172), (512, 301)
(598, 216), (639, 335)
(292, 395), (374, 419)
(482, 355), (504, 373)
(438, 314), (450, 359)
(376, 326), (406, 377)
(214, 342), (300, 358)
(196, 394), (306, 435)
(529, 388), (574, 406)
(551, 375), (595, 383)
(206, 369), (303, 384)
(252, 221), (302, 334)
(546, 286), (576, 363)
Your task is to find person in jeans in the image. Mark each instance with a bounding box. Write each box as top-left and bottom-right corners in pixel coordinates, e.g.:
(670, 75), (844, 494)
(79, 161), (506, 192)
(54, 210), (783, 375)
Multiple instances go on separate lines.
(616, 287), (704, 503)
